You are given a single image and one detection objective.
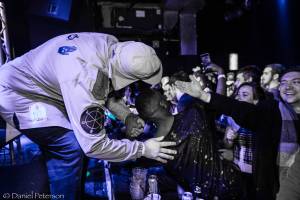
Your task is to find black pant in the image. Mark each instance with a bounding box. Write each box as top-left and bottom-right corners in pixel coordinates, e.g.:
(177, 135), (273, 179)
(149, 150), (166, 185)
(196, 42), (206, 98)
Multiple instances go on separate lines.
(241, 172), (256, 200)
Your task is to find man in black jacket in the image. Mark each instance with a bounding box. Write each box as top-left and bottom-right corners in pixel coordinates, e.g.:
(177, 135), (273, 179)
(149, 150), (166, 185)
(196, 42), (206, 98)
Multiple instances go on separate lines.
(175, 67), (300, 200)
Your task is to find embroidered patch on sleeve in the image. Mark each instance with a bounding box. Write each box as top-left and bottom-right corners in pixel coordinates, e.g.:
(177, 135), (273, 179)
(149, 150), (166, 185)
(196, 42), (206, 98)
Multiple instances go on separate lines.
(80, 106), (105, 134)
(58, 46), (77, 55)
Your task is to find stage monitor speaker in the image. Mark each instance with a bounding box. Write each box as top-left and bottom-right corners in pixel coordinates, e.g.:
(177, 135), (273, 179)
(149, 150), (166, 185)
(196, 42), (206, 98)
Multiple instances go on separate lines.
(111, 7), (163, 31)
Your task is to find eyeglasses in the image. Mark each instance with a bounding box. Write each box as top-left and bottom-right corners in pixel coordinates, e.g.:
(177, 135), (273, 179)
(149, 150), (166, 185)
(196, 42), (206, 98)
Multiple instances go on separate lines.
(280, 79), (300, 87)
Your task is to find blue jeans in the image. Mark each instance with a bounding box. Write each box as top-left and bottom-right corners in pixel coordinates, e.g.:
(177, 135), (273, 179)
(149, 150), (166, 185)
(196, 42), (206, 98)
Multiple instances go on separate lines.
(23, 127), (86, 200)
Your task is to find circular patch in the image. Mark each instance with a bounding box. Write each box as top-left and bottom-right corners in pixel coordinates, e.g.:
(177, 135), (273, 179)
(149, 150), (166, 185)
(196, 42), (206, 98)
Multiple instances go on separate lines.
(80, 106), (105, 134)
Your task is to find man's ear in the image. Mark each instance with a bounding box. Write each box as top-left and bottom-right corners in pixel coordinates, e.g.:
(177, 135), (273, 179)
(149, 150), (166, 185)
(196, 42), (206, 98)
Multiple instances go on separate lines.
(273, 73), (279, 81)
(278, 84), (283, 92)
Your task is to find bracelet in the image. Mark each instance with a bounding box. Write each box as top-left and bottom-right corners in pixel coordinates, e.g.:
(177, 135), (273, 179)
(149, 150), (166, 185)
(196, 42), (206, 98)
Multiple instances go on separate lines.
(217, 74), (226, 79)
(137, 142), (145, 158)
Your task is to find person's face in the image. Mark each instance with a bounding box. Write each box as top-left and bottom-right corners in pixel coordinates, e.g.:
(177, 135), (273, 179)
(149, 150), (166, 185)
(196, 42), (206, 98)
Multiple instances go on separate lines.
(227, 85), (234, 97)
(279, 72), (300, 105)
(158, 93), (170, 110)
(260, 67), (273, 87)
(234, 73), (246, 88)
(162, 83), (176, 101)
(227, 73), (235, 81)
(235, 85), (257, 104)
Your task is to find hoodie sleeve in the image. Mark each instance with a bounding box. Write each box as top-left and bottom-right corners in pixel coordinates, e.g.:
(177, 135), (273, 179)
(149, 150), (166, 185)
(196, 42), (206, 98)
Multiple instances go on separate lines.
(58, 65), (144, 161)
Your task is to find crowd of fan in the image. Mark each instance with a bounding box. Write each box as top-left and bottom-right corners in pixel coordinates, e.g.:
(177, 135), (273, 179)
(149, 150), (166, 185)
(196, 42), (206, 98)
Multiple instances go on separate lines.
(105, 63), (300, 200)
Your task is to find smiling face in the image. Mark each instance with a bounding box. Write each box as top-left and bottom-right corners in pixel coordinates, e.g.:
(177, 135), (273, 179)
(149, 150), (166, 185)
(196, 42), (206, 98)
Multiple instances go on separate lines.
(279, 72), (300, 107)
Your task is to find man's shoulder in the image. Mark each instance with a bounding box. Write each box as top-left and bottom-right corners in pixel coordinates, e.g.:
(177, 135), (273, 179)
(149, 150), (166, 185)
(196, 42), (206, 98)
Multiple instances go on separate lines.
(256, 98), (281, 121)
(177, 94), (201, 110)
(177, 103), (205, 122)
(258, 98), (279, 109)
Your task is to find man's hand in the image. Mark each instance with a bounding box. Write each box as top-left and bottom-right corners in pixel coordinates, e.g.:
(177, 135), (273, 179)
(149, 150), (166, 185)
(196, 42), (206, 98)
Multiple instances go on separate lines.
(225, 126), (238, 141)
(175, 75), (203, 98)
(218, 149), (233, 161)
(175, 75), (211, 103)
(143, 136), (177, 163)
(125, 113), (145, 138)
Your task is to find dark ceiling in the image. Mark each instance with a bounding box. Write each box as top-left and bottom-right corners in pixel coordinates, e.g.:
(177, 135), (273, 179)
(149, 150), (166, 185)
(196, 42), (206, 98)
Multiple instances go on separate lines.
(2, 0), (300, 73)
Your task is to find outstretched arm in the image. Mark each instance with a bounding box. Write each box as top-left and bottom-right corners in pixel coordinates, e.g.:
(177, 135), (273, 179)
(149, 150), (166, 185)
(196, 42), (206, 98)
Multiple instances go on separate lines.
(175, 75), (266, 132)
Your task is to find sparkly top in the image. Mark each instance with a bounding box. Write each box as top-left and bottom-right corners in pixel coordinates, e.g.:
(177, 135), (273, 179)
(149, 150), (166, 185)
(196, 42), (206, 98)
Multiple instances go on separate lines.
(164, 104), (241, 199)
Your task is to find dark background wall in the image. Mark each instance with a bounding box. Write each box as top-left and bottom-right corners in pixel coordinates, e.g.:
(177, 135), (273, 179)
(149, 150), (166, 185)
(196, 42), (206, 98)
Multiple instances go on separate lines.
(197, 0), (300, 68)
(2, 0), (300, 75)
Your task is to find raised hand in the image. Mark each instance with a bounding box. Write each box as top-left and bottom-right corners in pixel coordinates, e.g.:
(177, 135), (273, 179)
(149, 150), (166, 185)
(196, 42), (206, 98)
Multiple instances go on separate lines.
(225, 126), (238, 141)
(175, 75), (212, 103)
(175, 75), (203, 98)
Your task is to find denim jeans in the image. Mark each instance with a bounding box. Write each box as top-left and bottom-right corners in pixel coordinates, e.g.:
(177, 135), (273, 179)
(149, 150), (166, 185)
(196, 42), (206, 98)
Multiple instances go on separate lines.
(23, 127), (86, 200)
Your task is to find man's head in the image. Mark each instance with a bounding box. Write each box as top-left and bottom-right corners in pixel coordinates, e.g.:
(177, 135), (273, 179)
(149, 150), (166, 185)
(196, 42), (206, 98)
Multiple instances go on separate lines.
(162, 71), (189, 102)
(279, 67), (300, 109)
(135, 89), (169, 122)
(260, 63), (285, 90)
(234, 65), (262, 88)
(226, 72), (235, 96)
(109, 42), (162, 90)
(161, 76), (175, 101)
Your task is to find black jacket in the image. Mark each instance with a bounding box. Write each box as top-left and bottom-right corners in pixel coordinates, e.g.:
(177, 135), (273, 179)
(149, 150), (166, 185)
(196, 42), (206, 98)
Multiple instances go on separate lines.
(165, 104), (241, 200)
(208, 93), (282, 200)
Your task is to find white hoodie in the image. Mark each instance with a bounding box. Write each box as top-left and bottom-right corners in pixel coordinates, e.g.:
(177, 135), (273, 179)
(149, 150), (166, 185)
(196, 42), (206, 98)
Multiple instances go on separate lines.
(0, 32), (143, 161)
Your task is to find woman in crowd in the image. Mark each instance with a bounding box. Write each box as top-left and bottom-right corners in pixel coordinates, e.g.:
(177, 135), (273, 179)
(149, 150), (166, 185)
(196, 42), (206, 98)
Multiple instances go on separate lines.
(224, 82), (265, 200)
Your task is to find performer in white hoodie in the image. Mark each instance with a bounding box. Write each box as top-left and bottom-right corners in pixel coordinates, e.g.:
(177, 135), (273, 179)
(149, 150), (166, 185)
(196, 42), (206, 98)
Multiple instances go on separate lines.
(0, 32), (176, 200)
